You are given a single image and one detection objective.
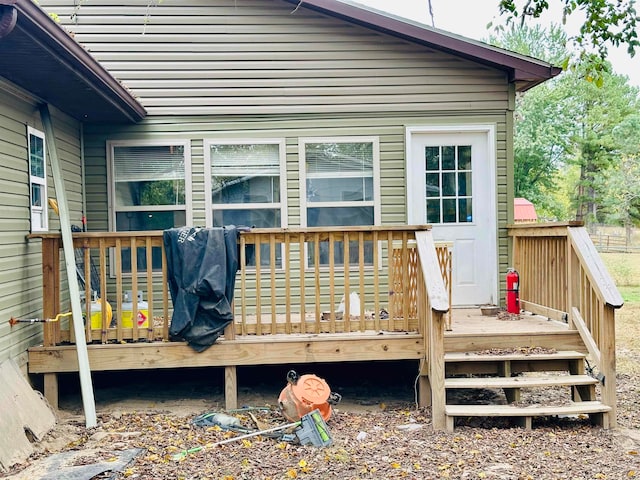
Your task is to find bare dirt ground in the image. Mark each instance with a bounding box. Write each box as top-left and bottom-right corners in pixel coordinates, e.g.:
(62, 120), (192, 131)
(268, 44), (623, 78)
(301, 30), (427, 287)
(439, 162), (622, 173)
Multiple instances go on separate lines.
(7, 279), (640, 480)
(5, 358), (640, 480)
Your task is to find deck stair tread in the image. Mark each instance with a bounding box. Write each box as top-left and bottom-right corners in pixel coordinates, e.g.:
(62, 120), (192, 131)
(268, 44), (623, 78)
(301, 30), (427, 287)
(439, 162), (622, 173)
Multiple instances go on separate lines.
(445, 401), (611, 417)
(445, 374), (598, 389)
(444, 350), (586, 362)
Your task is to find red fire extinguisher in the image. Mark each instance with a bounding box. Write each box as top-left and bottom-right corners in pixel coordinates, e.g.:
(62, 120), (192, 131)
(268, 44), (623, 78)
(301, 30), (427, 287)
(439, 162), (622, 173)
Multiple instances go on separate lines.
(506, 268), (520, 314)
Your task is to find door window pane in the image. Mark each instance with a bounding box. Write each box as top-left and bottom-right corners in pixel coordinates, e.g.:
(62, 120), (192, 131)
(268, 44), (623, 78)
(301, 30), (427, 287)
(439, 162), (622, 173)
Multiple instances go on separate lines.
(442, 146), (456, 170)
(426, 173), (440, 197)
(426, 199), (440, 224)
(459, 198), (473, 223)
(442, 199), (457, 223)
(425, 146), (440, 171)
(458, 171), (472, 196)
(442, 172), (456, 197)
(458, 145), (472, 170)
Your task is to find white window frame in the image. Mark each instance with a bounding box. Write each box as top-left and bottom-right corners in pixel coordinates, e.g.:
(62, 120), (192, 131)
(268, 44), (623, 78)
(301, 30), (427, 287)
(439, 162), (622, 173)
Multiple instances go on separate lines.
(203, 138), (288, 229)
(106, 139), (193, 233)
(106, 139), (192, 277)
(299, 136), (381, 270)
(299, 136), (381, 228)
(27, 126), (48, 232)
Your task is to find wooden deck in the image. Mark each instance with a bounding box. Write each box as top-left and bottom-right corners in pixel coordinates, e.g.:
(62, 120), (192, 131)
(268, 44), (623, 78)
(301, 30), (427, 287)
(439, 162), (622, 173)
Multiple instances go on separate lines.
(444, 309), (584, 353)
(26, 223), (622, 430)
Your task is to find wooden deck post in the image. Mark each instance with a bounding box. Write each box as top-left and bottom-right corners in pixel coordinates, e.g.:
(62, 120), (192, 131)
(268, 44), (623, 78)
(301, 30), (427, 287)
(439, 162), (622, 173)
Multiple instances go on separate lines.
(225, 366), (238, 410)
(41, 236), (60, 409)
(41, 237), (60, 348)
(600, 305), (617, 428)
(224, 321), (238, 410)
(429, 310), (446, 430)
(417, 358), (431, 407)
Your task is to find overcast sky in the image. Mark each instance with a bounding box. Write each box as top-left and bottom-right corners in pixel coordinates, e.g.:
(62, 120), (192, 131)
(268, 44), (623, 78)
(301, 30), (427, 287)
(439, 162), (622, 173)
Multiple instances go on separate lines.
(351, 0), (639, 87)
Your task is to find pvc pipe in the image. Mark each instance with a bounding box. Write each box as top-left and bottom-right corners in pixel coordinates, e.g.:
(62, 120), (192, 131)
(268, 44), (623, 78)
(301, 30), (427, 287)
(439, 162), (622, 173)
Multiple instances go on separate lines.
(39, 104), (97, 428)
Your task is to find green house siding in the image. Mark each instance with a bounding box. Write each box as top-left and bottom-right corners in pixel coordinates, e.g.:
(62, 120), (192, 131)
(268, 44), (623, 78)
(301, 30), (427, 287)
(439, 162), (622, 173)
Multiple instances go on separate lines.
(39, 0), (509, 117)
(0, 82), (83, 368)
(43, 0), (514, 301)
(83, 111), (510, 282)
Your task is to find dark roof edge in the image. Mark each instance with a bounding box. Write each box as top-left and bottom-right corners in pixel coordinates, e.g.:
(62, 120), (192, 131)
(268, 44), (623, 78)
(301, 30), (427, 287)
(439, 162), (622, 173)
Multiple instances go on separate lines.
(283, 0), (562, 91)
(0, 2), (18, 38)
(6, 0), (146, 122)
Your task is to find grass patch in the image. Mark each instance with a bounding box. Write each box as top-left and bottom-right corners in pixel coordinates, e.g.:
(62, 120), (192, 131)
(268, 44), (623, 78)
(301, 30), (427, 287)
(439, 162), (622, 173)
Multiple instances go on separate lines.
(602, 253), (640, 375)
(618, 286), (640, 303)
(600, 252), (640, 287)
(615, 302), (640, 375)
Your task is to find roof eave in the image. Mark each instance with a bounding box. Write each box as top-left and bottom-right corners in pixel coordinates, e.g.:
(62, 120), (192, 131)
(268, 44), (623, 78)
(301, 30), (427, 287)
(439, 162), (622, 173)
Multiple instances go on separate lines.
(282, 0), (561, 91)
(2, 0), (146, 123)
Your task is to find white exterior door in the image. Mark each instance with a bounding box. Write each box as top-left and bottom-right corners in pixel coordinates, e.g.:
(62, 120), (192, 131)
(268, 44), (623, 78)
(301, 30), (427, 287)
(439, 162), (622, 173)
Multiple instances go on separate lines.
(406, 126), (498, 306)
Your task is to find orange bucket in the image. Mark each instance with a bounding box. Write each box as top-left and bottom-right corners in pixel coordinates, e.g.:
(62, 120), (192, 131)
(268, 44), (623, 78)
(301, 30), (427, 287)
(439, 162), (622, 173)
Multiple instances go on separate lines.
(278, 372), (335, 422)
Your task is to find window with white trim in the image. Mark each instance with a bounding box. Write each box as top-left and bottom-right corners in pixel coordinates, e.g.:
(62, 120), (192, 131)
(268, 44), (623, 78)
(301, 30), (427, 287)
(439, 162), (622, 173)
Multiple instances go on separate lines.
(28, 127), (48, 232)
(300, 137), (380, 265)
(108, 140), (191, 272)
(204, 139), (287, 266)
(424, 144), (473, 224)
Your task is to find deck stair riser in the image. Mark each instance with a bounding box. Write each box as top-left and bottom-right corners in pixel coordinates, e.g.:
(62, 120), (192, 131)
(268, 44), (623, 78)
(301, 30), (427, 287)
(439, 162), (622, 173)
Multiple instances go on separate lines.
(445, 374), (598, 390)
(443, 350), (608, 431)
(445, 351), (586, 377)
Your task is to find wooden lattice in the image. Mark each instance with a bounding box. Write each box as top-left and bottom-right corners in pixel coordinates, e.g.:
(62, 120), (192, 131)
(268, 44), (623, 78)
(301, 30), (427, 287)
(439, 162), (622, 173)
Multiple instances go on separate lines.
(391, 242), (452, 327)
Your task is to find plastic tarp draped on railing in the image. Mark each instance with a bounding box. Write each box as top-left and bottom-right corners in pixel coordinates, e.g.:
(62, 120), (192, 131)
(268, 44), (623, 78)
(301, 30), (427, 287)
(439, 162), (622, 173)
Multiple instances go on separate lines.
(163, 226), (239, 352)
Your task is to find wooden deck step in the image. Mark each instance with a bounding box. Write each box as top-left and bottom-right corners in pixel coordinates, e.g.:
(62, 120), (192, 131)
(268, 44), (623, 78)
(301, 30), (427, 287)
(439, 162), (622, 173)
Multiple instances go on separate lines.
(445, 374), (598, 389)
(444, 350), (588, 377)
(444, 350), (586, 362)
(445, 401), (611, 431)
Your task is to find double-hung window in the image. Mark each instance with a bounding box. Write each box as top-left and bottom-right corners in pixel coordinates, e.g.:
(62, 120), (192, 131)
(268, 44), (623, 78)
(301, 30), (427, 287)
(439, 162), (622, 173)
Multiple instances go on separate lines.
(28, 127), (48, 232)
(204, 139), (286, 266)
(299, 137), (380, 265)
(108, 140), (191, 272)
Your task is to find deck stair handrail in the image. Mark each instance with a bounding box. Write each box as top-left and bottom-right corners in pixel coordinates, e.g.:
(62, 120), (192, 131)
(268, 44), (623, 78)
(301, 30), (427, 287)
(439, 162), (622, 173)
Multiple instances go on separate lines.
(414, 230), (450, 430)
(509, 222), (624, 427)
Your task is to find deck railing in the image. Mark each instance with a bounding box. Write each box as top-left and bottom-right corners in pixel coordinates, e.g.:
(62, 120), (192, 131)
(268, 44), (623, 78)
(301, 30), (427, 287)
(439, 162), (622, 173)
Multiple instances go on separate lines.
(509, 222), (624, 427)
(31, 226), (451, 347)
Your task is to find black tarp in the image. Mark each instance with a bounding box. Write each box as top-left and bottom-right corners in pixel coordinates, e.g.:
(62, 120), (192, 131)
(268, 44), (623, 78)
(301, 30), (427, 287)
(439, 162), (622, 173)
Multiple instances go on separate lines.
(163, 226), (239, 352)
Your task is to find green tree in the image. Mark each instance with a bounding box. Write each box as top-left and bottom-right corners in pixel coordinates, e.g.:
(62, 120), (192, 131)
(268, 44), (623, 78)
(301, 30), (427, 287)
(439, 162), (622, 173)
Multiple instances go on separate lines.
(496, 0), (639, 85)
(488, 24), (573, 217)
(487, 23), (640, 223)
(487, 22), (569, 65)
(600, 114), (640, 239)
(555, 68), (640, 222)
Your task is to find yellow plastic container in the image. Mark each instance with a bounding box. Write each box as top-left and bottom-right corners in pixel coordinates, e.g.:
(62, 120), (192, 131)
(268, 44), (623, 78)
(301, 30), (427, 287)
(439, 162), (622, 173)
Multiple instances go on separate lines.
(88, 299), (113, 329)
(121, 305), (149, 328)
(121, 291), (149, 328)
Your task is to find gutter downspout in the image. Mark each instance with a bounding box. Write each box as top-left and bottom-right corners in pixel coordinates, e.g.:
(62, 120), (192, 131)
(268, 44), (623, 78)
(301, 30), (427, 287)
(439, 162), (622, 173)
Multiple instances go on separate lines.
(39, 103), (97, 429)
